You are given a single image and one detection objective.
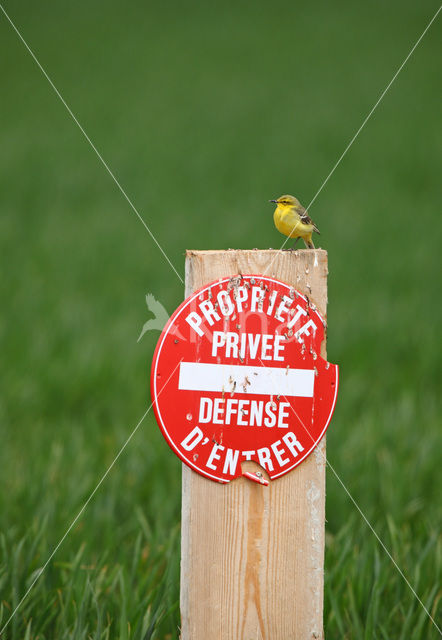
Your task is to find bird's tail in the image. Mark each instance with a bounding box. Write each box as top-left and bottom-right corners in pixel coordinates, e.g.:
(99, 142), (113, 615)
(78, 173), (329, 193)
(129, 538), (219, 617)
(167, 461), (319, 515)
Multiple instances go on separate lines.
(304, 237), (315, 249)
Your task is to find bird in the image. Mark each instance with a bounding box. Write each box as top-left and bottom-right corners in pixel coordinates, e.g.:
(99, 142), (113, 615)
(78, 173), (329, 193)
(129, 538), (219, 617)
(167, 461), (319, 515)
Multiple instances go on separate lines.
(270, 194), (320, 249)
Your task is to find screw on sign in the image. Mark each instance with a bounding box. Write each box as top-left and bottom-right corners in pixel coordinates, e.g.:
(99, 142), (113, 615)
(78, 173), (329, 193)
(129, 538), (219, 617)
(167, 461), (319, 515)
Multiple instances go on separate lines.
(151, 275), (338, 484)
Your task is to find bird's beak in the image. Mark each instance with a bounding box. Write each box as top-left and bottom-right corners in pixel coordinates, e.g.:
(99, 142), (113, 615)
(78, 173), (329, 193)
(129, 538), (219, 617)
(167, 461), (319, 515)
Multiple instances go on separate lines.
(269, 199), (277, 203)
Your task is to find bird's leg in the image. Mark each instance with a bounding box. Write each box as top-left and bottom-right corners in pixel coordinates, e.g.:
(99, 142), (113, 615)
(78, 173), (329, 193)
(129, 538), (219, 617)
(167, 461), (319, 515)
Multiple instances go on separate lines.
(291, 237), (300, 250)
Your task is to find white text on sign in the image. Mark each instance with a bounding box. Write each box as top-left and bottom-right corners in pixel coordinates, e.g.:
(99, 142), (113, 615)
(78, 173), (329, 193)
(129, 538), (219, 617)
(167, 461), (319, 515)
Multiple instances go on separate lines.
(198, 397), (291, 428)
(180, 426), (305, 475)
(185, 285), (317, 343)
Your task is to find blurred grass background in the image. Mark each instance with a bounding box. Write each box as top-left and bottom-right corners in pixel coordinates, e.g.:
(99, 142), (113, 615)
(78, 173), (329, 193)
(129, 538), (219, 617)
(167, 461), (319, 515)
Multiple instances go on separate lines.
(0, 0), (441, 637)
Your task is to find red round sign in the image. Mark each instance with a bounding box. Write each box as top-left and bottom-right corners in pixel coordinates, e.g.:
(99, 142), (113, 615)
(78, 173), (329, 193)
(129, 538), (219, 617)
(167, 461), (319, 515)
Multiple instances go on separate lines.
(151, 275), (338, 483)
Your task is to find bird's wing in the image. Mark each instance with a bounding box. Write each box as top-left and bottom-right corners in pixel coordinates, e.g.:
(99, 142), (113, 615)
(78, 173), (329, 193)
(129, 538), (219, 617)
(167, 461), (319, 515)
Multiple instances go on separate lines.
(296, 205), (320, 234)
(280, 209), (302, 230)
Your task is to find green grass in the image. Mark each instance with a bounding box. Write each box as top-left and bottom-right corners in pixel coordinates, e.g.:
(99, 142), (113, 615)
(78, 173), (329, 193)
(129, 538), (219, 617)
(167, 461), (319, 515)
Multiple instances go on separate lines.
(0, 0), (441, 637)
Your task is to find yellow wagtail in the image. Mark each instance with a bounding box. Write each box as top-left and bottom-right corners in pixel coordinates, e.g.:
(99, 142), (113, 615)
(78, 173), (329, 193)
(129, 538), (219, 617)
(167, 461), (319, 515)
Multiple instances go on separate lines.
(270, 194), (320, 249)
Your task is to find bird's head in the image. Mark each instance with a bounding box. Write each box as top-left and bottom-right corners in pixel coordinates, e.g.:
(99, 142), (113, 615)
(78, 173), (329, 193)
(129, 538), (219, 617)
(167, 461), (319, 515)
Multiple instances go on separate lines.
(269, 194), (300, 208)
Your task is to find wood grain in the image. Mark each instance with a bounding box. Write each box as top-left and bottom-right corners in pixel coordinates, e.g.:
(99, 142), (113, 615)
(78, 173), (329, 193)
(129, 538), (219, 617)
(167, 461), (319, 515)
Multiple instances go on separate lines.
(181, 249), (328, 640)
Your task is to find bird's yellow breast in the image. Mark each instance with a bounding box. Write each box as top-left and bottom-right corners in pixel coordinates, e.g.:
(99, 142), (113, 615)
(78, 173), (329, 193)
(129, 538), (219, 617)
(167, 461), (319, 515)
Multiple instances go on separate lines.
(273, 207), (315, 239)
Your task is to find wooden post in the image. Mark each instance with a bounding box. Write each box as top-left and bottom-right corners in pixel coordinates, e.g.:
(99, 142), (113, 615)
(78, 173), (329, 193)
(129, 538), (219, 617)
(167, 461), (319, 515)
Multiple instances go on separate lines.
(181, 249), (328, 640)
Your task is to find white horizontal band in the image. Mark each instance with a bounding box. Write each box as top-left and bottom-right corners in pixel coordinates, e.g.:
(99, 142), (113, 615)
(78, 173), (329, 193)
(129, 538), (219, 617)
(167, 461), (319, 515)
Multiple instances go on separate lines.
(178, 362), (314, 397)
